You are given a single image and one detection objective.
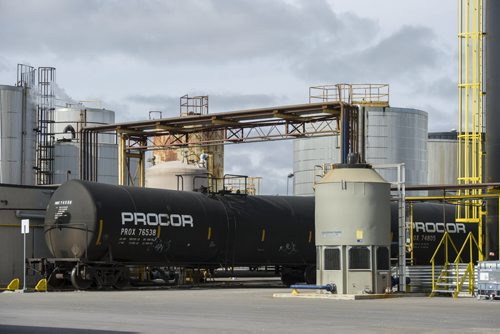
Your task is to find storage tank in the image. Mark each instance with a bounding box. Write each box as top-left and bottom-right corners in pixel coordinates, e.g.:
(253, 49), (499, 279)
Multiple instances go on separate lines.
(52, 104), (118, 184)
(54, 104), (115, 144)
(0, 85), (36, 185)
(53, 142), (118, 185)
(427, 131), (458, 191)
(294, 107), (428, 195)
(315, 164), (391, 294)
(145, 160), (208, 191)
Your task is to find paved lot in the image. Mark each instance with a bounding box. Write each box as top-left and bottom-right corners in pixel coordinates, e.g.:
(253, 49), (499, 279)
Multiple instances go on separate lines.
(1, 287), (500, 333)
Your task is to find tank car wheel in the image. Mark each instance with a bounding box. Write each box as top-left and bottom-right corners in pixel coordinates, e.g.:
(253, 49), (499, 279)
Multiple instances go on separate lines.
(305, 266), (316, 285)
(47, 268), (66, 289)
(71, 265), (94, 290)
(112, 268), (130, 290)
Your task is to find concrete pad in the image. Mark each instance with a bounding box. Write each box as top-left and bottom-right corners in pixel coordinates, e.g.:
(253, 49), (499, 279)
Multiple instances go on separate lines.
(273, 292), (401, 300)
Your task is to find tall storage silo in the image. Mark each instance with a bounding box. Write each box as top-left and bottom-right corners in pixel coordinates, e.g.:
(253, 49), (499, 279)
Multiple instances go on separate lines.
(293, 107), (428, 196)
(0, 85), (36, 185)
(53, 104), (118, 184)
(427, 132), (458, 193)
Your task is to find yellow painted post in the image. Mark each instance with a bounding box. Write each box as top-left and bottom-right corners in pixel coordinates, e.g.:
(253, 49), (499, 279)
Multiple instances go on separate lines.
(469, 235), (474, 294)
(118, 132), (126, 186)
(139, 150), (145, 187)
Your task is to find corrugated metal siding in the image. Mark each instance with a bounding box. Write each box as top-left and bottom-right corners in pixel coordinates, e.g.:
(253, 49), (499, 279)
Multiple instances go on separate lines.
(53, 142), (118, 184)
(0, 86), (23, 184)
(427, 139), (457, 187)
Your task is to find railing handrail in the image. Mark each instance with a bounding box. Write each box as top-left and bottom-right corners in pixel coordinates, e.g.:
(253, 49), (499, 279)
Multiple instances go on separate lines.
(453, 231), (483, 263)
(430, 232), (460, 264)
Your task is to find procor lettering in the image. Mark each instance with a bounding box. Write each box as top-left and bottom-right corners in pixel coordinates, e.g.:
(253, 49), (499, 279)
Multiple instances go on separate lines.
(414, 222), (466, 234)
(121, 212), (194, 227)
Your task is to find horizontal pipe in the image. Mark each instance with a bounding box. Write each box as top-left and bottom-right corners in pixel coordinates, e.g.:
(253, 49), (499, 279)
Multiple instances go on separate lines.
(290, 283), (336, 293)
(0, 224), (43, 228)
(394, 182), (500, 192)
(15, 210), (46, 219)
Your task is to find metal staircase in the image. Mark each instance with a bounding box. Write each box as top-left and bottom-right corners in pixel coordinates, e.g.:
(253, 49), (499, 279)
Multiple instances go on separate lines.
(430, 232), (482, 298)
(430, 263), (473, 297)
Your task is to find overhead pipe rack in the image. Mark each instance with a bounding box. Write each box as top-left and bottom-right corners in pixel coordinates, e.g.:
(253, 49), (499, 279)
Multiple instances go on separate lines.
(80, 101), (359, 186)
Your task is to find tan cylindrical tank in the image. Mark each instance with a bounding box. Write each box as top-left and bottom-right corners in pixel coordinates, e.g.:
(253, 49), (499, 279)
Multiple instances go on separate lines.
(145, 160), (208, 191)
(315, 165), (390, 246)
(315, 164), (391, 294)
(153, 131), (224, 191)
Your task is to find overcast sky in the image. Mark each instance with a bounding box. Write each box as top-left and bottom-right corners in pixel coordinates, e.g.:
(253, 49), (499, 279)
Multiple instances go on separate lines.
(0, 0), (458, 194)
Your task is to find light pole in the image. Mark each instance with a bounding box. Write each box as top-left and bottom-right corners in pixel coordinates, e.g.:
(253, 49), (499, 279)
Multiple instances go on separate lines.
(286, 173), (294, 195)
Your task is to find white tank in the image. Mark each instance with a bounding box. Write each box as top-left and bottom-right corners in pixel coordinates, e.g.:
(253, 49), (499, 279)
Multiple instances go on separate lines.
(54, 104), (115, 144)
(145, 160), (208, 191)
(51, 104), (117, 185)
(0, 85), (36, 185)
(53, 142), (118, 185)
(293, 107), (428, 195)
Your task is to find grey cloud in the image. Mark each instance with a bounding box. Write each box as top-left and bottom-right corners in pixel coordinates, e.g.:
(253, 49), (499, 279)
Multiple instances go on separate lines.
(126, 92), (285, 116)
(225, 141), (292, 194)
(415, 76), (457, 101)
(208, 94), (287, 112)
(421, 104), (457, 132)
(0, 56), (11, 73)
(54, 84), (77, 106)
(0, 0), (377, 64)
(294, 25), (445, 83)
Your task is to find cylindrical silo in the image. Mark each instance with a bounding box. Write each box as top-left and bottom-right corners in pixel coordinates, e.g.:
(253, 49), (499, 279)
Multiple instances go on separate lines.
(0, 85), (36, 185)
(427, 131), (458, 194)
(21, 86), (37, 185)
(293, 107), (428, 196)
(485, 0), (500, 258)
(52, 104), (118, 184)
(145, 160), (208, 191)
(54, 104), (115, 144)
(315, 164), (391, 294)
(53, 142), (118, 185)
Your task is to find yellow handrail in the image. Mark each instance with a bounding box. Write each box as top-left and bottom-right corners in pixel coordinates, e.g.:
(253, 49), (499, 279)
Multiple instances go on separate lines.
(453, 232), (481, 263)
(451, 232), (483, 297)
(431, 231), (483, 297)
(430, 232), (461, 293)
(430, 232), (461, 264)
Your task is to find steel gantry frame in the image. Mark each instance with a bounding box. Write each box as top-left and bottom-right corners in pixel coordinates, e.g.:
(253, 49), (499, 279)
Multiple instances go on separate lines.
(457, 0), (485, 260)
(80, 101), (358, 186)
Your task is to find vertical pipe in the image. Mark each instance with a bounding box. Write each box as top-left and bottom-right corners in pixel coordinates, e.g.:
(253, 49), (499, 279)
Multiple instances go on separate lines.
(359, 106), (366, 163)
(118, 133), (126, 185)
(486, 0), (500, 258)
(20, 87), (26, 185)
(341, 106), (349, 164)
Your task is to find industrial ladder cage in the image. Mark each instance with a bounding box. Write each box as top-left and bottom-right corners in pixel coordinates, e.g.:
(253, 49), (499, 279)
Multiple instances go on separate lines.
(457, 0), (485, 260)
(35, 67), (56, 185)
